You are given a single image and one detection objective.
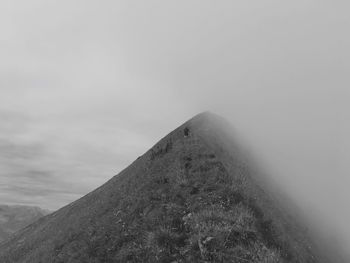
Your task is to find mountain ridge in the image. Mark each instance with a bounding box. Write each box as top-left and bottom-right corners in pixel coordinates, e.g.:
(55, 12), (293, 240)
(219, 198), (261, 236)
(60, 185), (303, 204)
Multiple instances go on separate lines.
(0, 204), (49, 244)
(0, 112), (340, 262)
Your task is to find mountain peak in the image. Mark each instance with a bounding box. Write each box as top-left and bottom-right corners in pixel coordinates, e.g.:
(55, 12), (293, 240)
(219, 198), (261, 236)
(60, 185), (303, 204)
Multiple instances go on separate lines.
(188, 110), (216, 122)
(150, 111), (231, 151)
(185, 111), (226, 128)
(0, 113), (334, 263)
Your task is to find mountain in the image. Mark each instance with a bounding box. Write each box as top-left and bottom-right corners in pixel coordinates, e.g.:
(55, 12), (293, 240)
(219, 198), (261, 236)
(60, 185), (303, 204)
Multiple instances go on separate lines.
(0, 205), (49, 244)
(0, 112), (342, 262)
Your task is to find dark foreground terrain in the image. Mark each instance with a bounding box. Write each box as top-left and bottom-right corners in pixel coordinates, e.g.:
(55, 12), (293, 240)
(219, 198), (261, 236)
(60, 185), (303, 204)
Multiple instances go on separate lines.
(0, 205), (49, 243)
(0, 112), (344, 262)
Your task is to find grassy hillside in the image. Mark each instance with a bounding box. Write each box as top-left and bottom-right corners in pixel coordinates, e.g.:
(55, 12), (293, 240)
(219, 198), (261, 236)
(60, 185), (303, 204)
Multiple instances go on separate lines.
(0, 112), (332, 262)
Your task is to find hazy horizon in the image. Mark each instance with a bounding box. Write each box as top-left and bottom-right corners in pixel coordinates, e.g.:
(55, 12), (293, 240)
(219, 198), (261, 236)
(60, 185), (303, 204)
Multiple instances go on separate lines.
(1, 0), (349, 252)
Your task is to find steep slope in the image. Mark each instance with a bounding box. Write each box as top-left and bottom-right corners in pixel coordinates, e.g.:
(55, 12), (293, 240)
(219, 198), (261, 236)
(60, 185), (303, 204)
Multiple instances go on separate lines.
(0, 112), (331, 262)
(0, 205), (49, 243)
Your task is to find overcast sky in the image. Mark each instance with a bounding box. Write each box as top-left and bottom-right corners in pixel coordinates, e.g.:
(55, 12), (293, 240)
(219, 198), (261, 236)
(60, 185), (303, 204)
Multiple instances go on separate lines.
(0, 0), (349, 248)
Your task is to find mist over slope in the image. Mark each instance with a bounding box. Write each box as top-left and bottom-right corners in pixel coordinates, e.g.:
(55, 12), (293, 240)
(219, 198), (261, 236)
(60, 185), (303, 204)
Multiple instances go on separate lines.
(0, 205), (49, 243)
(0, 112), (345, 262)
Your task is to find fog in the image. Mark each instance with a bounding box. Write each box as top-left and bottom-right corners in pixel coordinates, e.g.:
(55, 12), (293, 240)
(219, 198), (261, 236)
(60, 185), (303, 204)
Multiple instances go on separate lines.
(0, 0), (349, 254)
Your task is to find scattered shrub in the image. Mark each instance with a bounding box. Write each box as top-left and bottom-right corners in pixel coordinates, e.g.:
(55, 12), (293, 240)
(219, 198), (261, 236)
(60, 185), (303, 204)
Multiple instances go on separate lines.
(184, 127), (190, 137)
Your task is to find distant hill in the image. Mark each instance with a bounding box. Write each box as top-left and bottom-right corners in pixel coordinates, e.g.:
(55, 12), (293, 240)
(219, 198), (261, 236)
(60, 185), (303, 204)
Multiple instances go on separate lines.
(0, 205), (49, 243)
(0, 112), (345, 262)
